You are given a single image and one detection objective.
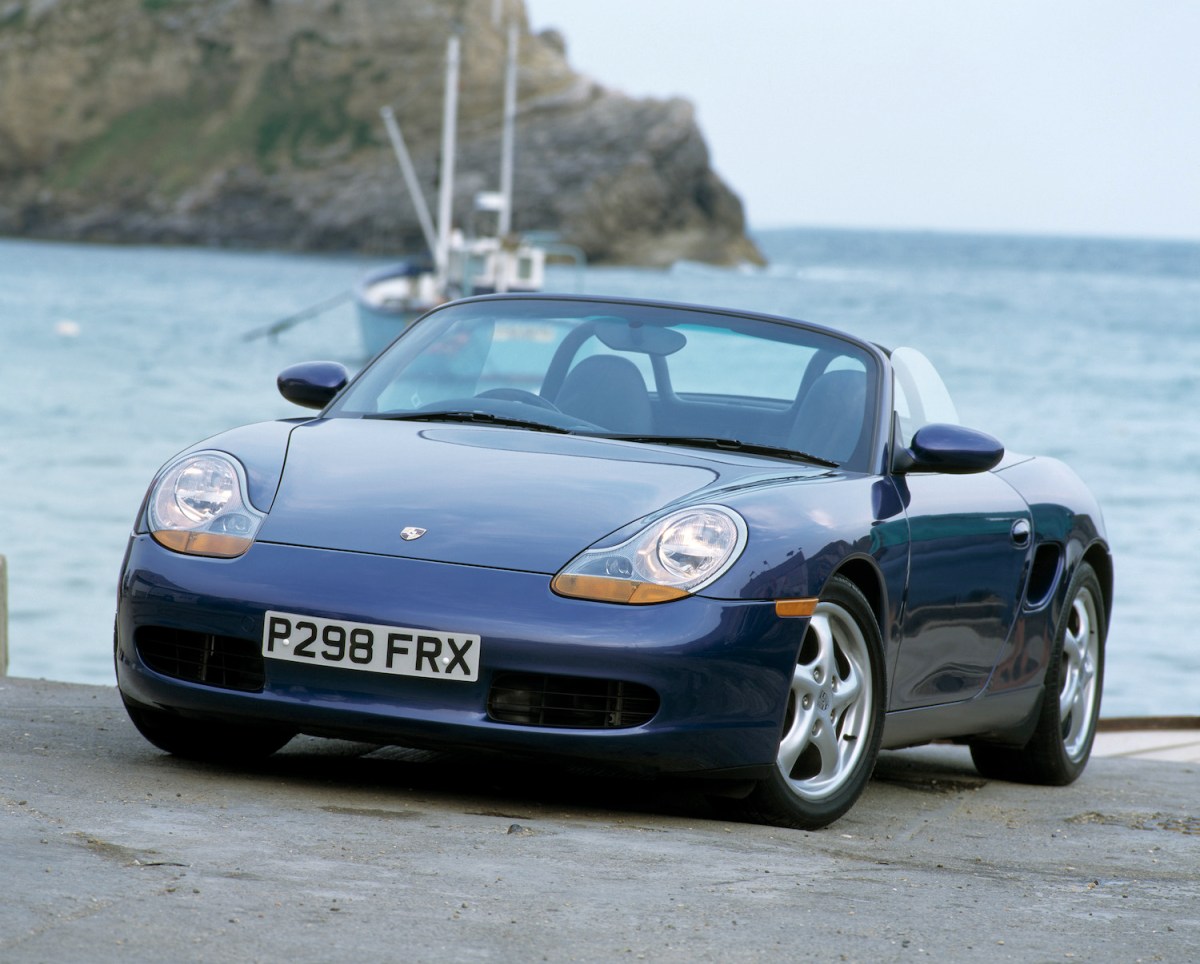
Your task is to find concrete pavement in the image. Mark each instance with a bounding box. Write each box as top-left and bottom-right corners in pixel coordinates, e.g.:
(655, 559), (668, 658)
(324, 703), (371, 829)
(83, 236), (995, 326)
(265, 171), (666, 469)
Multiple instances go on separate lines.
(2, 677), (1196, 962)
(1094, 717), (1200, 765)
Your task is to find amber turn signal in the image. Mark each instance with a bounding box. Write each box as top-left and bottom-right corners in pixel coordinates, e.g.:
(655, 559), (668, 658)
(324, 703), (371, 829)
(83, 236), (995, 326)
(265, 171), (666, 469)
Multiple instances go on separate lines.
(551, 574), (689, 605)
(151, 530), (254, 559)
(775, 598), (818, 618)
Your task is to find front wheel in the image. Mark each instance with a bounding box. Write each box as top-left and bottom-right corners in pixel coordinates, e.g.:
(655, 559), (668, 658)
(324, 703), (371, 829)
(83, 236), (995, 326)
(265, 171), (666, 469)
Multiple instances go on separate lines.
(122, 696), (295, 764)
(970, 562), (1106, 785)
(729, 576), (885, 830)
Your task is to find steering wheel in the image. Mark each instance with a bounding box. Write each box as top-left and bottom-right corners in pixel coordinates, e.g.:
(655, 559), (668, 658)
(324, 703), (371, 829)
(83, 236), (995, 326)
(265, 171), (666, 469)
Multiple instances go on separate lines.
(474, 388), (561, 411)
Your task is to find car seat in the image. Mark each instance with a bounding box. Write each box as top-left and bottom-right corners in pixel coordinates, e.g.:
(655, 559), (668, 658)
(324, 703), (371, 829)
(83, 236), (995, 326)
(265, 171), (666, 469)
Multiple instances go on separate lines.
(556, 355), (653, 433)
(788, 369), (867, 466)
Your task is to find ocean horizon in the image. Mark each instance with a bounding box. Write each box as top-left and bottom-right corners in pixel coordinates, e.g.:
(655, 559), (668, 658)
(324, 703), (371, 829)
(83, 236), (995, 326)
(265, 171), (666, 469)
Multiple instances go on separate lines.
(2, 226), (1197, 718)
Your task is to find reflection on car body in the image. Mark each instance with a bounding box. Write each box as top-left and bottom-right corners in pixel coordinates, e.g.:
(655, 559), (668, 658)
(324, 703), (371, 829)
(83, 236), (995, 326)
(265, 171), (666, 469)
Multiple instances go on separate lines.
(116, 294), (1111, 829)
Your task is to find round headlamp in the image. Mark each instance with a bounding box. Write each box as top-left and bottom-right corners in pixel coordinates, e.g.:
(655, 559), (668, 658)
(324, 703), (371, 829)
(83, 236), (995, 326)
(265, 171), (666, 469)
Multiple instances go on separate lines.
(147, 451), (264, 557)
(552, 505), (747, 604)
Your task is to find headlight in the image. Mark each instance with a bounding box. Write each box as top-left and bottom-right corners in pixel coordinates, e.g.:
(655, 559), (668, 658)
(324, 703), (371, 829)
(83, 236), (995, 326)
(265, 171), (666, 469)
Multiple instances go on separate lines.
(147, 451), (265, 558)
(552, 505), (747, 604)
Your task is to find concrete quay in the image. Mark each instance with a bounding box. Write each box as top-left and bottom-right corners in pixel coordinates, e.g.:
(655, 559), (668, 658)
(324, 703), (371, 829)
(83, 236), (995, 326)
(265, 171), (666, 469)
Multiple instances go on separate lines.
(2, 676), (1196, 963)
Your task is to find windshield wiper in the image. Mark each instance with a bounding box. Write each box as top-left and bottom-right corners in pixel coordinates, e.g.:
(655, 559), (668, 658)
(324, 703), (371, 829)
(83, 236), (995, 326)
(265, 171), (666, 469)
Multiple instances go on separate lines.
(594, 434), (839, 468)
(364, 410), (571, 433)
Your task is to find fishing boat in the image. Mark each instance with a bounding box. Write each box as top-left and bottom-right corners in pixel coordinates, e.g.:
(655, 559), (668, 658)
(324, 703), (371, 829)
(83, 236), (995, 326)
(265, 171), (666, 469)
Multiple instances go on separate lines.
(355, 234), (547, 356)
(354, 259), (441, 358)
(356, 27), (548, 357)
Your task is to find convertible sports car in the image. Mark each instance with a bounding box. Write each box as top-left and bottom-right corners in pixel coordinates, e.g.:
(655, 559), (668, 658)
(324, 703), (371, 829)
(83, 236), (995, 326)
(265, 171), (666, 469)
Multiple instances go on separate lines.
(115, 294), (1111, 829)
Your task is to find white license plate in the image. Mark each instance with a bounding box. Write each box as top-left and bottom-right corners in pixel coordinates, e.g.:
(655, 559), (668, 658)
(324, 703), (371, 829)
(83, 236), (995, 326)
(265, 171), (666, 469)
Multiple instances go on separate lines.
(262, 611), (480, 682)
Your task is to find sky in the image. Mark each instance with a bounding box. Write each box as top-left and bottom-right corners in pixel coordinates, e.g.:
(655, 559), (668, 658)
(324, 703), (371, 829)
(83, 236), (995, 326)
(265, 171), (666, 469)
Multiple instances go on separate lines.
(524, 1), (1200, 241)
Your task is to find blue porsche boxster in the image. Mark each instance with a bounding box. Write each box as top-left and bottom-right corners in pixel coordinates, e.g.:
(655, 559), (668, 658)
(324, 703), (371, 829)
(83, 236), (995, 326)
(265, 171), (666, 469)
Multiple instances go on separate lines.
(116, 294), (1111, 829)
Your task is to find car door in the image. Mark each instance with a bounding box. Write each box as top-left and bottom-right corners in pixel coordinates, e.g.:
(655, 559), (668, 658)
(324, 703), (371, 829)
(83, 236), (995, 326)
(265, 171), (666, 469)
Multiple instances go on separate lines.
(889, 471), (1032, 709)
(884, 347), (1032, 709)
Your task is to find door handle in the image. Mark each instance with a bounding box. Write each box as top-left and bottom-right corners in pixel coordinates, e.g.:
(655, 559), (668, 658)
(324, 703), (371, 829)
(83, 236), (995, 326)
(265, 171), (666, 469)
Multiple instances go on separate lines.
(1011, 518), (1031, 548)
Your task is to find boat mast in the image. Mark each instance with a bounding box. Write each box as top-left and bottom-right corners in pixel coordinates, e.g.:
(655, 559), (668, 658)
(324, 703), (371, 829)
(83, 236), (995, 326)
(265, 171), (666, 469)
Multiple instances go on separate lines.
(435, 33), (461, 291)
(379, 106), (439, 258)
(498, 21), (518, 238)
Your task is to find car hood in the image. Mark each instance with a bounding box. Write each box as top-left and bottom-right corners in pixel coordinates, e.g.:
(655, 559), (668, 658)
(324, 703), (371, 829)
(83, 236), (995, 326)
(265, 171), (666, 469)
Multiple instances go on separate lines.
(256, 418), (744, 573)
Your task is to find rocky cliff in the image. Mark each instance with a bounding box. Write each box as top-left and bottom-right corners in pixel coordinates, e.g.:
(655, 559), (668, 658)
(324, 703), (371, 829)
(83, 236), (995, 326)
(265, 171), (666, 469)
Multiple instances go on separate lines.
(0, 0), (762, 266)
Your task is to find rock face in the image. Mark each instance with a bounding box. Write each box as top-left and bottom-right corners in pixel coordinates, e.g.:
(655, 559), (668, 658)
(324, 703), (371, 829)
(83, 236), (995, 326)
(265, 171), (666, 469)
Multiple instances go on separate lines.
(0, 0), (762, 266)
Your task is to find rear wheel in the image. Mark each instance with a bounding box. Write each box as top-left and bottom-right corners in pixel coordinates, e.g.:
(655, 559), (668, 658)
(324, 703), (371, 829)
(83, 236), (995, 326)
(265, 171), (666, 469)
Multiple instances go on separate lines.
(729, 576), (885, 829)
(122, 697), (295, 763)
(970, 562), (1105, 784)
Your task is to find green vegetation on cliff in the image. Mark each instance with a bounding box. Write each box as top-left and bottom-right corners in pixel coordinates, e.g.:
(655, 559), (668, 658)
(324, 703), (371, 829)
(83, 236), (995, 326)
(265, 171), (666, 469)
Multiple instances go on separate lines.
(0, 0), (761, 266)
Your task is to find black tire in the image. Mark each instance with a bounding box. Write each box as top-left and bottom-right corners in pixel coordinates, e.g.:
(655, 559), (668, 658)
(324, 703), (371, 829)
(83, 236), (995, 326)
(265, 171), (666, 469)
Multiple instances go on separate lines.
(122, 696), (295, 764)
(970, 562), (1105, 785)
(728, 575), (885, 830)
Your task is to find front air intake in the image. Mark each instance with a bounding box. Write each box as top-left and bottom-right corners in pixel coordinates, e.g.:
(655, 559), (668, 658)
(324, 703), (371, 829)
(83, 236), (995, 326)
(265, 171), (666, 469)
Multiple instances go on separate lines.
(136, 627), (265, 692)
(487, 672), (660, 729)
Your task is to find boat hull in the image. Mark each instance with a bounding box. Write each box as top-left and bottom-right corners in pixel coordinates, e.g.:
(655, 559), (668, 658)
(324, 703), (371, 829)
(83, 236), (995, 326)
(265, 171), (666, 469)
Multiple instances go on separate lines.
(354, 261), (438, 356)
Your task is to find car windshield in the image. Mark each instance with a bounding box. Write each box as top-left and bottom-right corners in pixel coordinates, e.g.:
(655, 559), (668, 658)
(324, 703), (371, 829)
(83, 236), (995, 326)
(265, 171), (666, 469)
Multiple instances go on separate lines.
(330, 297), (881, 470)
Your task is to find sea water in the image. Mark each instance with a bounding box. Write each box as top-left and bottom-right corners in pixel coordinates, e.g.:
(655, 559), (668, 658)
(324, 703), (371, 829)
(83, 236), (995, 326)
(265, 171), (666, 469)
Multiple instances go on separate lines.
(1, 228), (1197, 717)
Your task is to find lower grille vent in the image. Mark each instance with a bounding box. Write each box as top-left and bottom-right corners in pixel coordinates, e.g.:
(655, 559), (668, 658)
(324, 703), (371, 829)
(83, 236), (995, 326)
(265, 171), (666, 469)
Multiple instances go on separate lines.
(137, 627), (265, 692)
(488, 673), (659, 729)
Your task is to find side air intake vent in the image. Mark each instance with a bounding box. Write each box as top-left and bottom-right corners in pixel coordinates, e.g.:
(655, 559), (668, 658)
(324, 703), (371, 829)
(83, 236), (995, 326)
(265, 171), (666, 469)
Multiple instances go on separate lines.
(1025, 544), (1063, 610)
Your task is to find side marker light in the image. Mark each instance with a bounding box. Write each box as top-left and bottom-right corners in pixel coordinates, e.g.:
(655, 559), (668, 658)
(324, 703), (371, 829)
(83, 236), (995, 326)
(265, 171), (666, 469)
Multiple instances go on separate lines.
(775, 598), (818, 618)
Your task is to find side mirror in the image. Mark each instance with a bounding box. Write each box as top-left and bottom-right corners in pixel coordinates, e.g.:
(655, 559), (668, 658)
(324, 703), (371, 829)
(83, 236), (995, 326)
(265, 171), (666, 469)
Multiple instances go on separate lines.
(894, 423), (1004, 475)
(277, 361), (349, 410)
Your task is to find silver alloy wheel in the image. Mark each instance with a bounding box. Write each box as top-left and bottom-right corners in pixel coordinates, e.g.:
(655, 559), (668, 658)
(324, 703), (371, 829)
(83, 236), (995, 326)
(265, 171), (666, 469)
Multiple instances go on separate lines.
(1060, 584), (1101, 761)
(777, 599), (875, 801)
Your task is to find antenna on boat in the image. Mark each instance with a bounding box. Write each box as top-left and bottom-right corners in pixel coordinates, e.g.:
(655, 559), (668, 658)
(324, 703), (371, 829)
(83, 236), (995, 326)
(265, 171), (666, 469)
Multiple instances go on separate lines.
(498, 21), (518, 237)
(435, 33), (461, 293)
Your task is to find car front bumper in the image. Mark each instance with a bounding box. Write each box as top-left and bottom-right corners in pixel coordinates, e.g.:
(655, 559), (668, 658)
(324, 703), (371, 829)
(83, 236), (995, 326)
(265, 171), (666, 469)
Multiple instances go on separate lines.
(116, 535), (808, 776)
